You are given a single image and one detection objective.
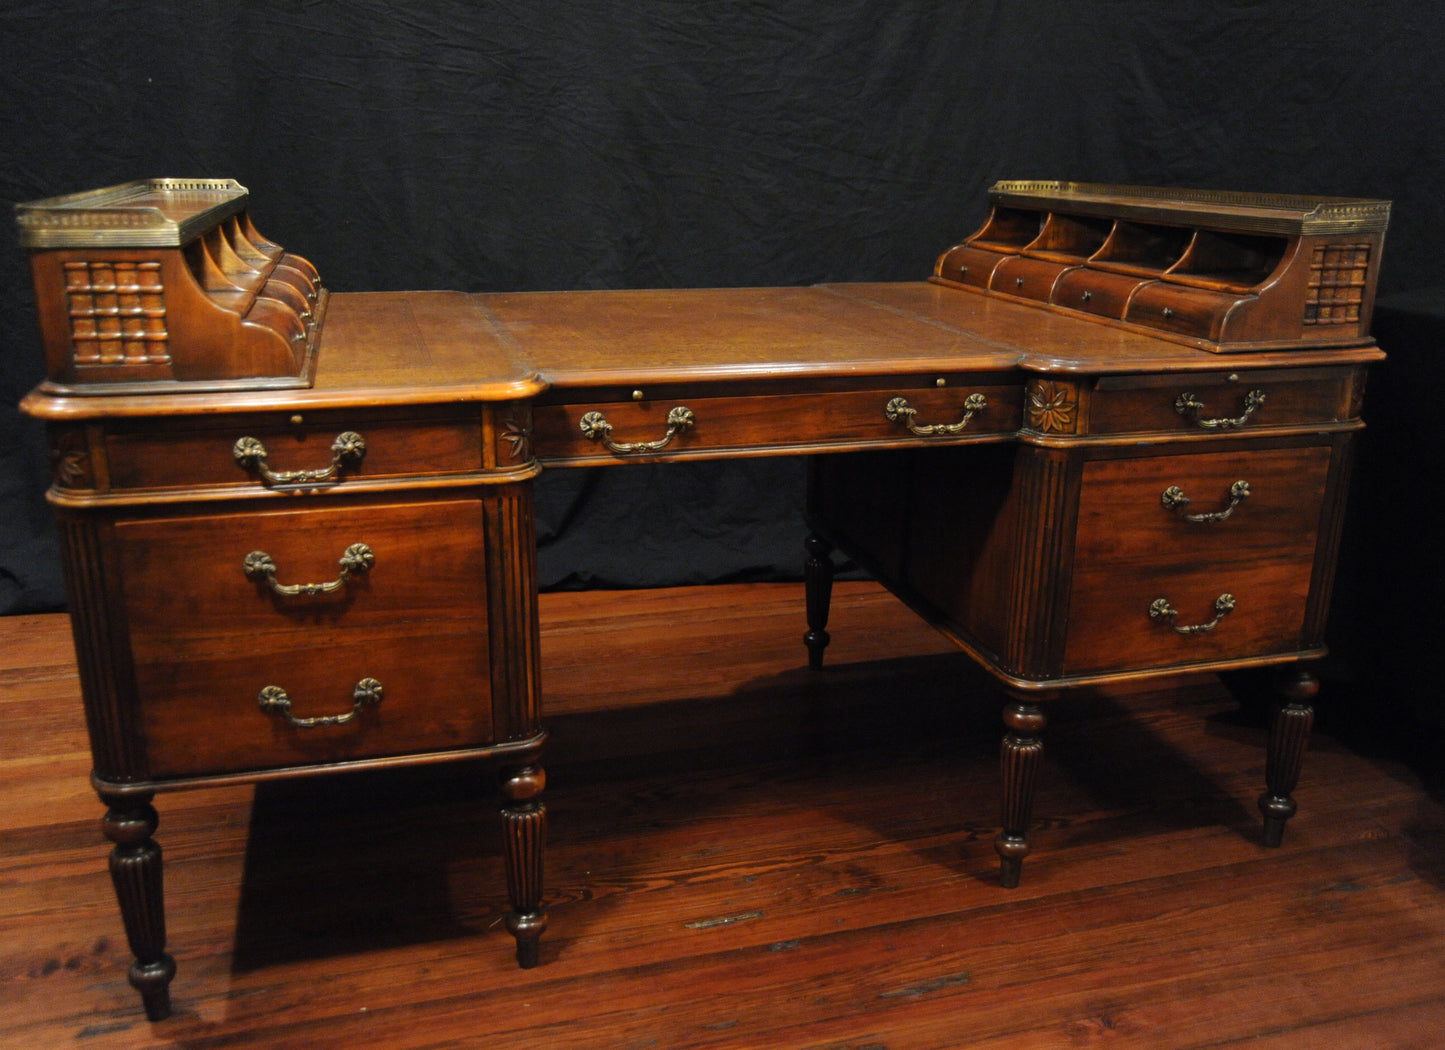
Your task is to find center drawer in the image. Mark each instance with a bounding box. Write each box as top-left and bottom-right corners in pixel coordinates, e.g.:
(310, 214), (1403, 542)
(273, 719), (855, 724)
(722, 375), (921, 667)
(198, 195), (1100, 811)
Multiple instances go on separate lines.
(534, 381), (1023, 464)
(114, 498), (493, 778)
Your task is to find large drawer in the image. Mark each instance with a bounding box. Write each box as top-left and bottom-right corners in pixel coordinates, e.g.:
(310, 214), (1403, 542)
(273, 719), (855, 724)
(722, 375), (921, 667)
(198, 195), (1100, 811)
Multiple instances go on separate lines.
(534, 381), (1023, 464)
(114, 498), (493, 778)
(1061, 446), (1330, 675)
(103, 408), (486, 492)
(1071, 446), (1332, 570)
(1062, 559), (1316, 675)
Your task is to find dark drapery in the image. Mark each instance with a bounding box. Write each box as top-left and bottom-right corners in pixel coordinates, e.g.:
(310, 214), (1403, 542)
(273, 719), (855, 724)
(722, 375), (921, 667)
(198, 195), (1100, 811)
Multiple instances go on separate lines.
(2, 1), (1440, 616)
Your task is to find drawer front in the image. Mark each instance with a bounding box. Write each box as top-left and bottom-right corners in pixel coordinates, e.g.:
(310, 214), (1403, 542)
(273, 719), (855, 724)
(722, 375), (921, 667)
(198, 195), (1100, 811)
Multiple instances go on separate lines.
(1072, 446), (1332, 570)
(115, 498), (492, 777)
(104, 410), (485, 492)
(989, 255), (1079, 303)
(1051, 268), (1151, 320)
(1088, 368), (1357, 436)
(534, 383), (1023, 464)
(1062, 558), (1316, 674)
(935, 244), (1011, 289)
(1123, 281), (1249, 342)
(1062, 446), (1330, 675)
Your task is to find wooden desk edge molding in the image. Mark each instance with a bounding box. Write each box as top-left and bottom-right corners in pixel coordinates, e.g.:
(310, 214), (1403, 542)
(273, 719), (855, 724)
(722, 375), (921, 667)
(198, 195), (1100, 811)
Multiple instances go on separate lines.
(14, 178), (1389, 1020)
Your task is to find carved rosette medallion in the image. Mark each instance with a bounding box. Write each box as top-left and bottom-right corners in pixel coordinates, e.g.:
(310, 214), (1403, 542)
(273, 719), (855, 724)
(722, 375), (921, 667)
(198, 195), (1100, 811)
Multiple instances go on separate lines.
(498, 403), (533, 466)
(51, 427), (94, 489)
(1026, 380), (1078, 434)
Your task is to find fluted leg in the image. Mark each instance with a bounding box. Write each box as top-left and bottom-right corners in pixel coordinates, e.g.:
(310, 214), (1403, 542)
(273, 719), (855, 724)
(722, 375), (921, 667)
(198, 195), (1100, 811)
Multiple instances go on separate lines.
(803, 533), (834, 671)
(500, 763), (547, 968)
(99, 791), (176, 1021)
(1258, 668), (1318, 847)
(996, 699), (1047, 889)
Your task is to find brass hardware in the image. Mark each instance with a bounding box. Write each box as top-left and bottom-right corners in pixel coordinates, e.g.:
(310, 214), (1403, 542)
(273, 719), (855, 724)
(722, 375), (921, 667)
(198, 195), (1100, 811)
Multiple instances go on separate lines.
(1174, 388), (1265, 430)
(936, 377), (947, 387)
(1081, 290), (1093, 302)
(243, 542), (374, 596)
(1161, 480), (1251, 523)
(631, 389), (645, 401)
(257, 677), (383, 729)
(579, 406), (696, 455)
(885, 393), (988, 436)
(1149, 593), (1236, 635)
(1162, 306), (1174, 318)
(233, 430), (366, 484)
(1015, 277), (1025, 288)
(289, 414), (304, 426)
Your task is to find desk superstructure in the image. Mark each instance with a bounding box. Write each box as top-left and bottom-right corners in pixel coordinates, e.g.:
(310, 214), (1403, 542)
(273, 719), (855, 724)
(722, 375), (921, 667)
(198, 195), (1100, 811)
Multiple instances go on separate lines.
(16, 179), (1389, 1020)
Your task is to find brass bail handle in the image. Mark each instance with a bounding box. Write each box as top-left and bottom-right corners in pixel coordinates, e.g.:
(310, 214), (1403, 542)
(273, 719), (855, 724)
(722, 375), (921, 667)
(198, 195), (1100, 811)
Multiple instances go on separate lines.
(580, 405), (696, 455)
(243, 542), (374, 596)
(1161, 480), (1251, 523)
(885, 392), (988, 436)
(1149, 593), (1236, 635)
(233, 430), (366, 484)
(258, 678), (384, 729)
(1174, 389), (1265, 430)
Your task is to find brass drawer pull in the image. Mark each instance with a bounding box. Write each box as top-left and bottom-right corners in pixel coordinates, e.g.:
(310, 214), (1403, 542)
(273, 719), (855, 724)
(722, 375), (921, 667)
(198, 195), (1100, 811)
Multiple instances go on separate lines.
(580, 406), (695, 455)
(233, 430), (366, 484)
(1149, 593), (1236, 635)
(885, 393), (988, 436)
(1161, 480), (1251, 523)
(258, 677), (383, 729)
(1174, 389), (1265, 430)
(243, 542), (374, 596)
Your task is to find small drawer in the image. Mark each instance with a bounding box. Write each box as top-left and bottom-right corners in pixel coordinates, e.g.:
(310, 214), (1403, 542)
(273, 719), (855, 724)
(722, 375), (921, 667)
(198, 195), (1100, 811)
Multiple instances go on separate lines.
(1124, 282), (1251, 341)
(1050, 269), (1153, 320)
(989, 255), (1081, 303)
(114, 498), (493, 778)
(935, 244), (1013, 289)
(534, 383), (1024, 464)
(103, 409), (485, 492)
(1088, 367), (1359, 437)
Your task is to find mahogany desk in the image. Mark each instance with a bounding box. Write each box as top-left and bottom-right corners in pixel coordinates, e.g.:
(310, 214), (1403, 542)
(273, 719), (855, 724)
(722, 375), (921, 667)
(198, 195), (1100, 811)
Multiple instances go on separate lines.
(16, 181), (1386, 1020)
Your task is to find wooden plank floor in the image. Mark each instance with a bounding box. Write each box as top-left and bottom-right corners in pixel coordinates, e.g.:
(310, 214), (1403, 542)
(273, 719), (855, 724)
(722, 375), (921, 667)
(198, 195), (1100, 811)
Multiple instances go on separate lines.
(3, 581), (1444, 1048)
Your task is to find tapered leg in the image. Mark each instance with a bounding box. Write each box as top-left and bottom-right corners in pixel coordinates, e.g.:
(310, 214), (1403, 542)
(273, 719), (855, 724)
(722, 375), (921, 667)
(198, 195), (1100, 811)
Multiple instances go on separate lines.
(996, 699), (1047, 889)
(499, 763), (547, 968)
(99, 791), (176, 1021)
(1258, 668), (1318, 847)
(803, 533), (834, 671)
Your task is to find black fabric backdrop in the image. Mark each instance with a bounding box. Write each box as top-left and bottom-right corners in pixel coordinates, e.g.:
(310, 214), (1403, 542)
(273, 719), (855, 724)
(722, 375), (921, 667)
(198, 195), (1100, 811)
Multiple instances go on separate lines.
(2, 4), (1440, 655)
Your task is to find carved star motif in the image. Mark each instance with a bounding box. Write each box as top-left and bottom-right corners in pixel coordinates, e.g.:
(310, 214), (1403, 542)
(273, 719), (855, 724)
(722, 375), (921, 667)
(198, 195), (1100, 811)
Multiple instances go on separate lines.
(1027, 381), (1077, 434)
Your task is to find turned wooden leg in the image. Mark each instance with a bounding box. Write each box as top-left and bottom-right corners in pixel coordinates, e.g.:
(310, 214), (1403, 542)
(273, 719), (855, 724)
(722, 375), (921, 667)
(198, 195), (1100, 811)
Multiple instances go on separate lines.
(499, 763), (547, 968)
(803, 533), (834, 671)
(1258, 668), (1318, 848)
(995, 699), (1047, 889)
(99, 791), (176, 1022)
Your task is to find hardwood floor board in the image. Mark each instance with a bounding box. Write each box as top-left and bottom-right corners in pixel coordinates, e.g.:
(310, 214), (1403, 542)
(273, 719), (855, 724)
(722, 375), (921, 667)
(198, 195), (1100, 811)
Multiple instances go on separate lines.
(1200, 988), (1445, 1050)
(162, 849), (1443, 1050)
(3, 585), (1445, 1047)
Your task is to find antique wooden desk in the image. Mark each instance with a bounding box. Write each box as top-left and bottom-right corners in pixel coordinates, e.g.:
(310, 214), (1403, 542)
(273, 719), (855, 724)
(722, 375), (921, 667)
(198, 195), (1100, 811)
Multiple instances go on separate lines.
(15, 180), (1388, 1020)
